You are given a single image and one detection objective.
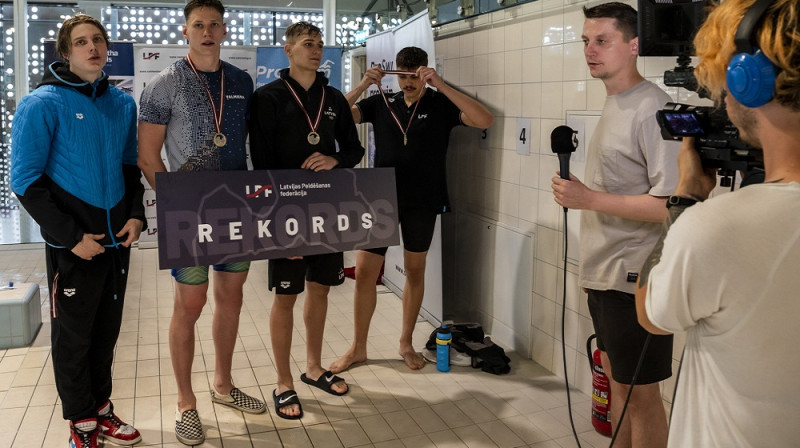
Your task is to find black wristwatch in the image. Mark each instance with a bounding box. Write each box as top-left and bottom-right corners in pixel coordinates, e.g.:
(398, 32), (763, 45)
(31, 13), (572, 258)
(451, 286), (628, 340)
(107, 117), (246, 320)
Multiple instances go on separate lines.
(666, 196), (698, 209)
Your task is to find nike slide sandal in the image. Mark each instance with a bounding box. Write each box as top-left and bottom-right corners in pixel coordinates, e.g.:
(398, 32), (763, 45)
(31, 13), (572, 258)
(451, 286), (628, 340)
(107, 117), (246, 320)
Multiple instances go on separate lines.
(272, 389), (303, 420)
(300, 370), (349, 396)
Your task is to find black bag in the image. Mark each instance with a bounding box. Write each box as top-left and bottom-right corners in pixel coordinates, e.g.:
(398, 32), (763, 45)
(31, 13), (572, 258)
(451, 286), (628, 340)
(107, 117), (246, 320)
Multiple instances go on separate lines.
(425, 322), (511, 375)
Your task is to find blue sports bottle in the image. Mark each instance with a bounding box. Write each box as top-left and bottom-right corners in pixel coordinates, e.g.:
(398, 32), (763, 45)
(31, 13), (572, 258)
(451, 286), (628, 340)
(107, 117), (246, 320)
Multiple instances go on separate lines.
(436, 325), (452, 372)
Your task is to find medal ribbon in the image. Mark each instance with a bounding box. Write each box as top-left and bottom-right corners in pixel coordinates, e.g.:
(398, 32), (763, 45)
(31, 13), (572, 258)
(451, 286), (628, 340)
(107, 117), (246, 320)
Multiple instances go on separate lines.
(281, 79), (326, 137)
(378, 87), (422, 145)
(185, 55), (225, 137)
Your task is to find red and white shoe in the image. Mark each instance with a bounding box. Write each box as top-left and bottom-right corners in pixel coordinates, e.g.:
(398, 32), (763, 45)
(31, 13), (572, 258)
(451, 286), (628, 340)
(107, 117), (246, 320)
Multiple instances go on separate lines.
(69, 419), (99, 448)
(97, 401), (142, 446)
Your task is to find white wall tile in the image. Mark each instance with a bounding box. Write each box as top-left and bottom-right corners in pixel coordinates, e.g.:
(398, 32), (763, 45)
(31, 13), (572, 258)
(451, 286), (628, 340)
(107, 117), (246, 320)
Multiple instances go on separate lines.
(587, 79), (606, 110)
(486, 84), (506, 115)
(522, 47), (543, 83)
(521, 17), (543, 49)
(521, 81), (542, 118)
(535, 225), (561, 266)
(474, 54), (489, 85)
(531, 329), (555, 371)
(540, 82), (564, 119)
(643, 55), (679, 78)
(563, 80), (587, 112)
(498, 181), (520, 217)
(444, 57), (460, 85)
(505, 22), (523, 51)
(446, 36), (460, 58)
(434, 40), (445, 57)
(538, 189), (562, 231)
(459, 32), (475, 57)
(563, 8), (585, 43)
(502, 116), (519, 149)
(551, 337), (577, 381)
(541, 14), (564, 46)
(519, 185), (539, 223)
(488, 27), (505, 53)
(563, 41), (587, 81)
(554, 308), (579, 351)
(487, 52), (506, 85)
(460, 56), (475, 86)
(541, 44), (564, 82)
(504, 83), (522, 118)
(473, 29), (489, 56)
(520, 151), (541, 189)
(504, 50), (523, 84)
(499, 148), (522, 184)
(533, 294), (556, 336)
(533, 259), (558, 300)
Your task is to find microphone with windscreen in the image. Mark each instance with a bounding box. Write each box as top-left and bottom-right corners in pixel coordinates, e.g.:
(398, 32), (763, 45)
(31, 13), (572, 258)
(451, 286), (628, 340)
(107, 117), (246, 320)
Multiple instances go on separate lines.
(550, 125), (578, 180)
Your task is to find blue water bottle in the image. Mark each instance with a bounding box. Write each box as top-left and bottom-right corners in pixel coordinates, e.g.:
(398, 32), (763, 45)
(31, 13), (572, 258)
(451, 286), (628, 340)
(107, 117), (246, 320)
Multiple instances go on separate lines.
(436, 325), (452, 372)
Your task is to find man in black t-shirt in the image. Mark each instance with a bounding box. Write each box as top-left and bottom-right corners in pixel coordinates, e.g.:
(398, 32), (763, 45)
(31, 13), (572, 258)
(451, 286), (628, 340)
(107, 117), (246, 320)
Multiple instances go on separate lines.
(330, 47), (493, 372)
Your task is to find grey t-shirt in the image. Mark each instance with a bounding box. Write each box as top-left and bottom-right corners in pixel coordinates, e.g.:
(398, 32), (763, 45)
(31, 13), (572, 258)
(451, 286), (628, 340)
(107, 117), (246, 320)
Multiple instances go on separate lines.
(138, 59), (253, 172)
(579, 80), (679, 293)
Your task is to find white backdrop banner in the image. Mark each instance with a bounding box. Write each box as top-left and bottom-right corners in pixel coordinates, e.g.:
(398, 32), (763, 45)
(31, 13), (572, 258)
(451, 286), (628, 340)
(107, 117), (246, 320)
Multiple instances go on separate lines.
(133, 45), (258, 244)
(365, 30), (395, 97)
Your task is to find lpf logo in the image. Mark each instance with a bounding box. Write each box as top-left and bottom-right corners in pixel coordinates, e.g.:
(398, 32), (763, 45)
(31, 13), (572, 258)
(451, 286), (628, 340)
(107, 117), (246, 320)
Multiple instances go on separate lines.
(245, 184), (273, 198)
(143, 52), (160, 60)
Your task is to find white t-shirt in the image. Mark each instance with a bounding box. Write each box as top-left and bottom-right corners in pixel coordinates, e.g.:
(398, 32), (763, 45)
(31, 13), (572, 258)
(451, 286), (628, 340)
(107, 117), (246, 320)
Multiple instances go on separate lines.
(645, 182), (800, 447)
(580, 80), (680, 293)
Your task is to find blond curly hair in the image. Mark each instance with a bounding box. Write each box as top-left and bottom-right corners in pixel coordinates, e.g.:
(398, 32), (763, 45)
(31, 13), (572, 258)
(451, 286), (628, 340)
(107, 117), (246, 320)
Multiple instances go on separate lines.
(694, 0), (800, 110)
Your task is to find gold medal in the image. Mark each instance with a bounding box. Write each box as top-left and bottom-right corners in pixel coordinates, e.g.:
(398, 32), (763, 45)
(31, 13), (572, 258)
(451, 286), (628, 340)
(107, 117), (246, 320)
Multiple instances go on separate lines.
(307, 132), (320, 145)
(404, 134), (407, 146)
(213, 132), (227, 147)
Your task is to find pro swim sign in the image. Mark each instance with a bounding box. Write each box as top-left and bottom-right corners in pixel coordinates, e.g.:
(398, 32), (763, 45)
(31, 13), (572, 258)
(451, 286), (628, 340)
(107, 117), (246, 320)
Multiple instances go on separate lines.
(155, 168), (398, 269)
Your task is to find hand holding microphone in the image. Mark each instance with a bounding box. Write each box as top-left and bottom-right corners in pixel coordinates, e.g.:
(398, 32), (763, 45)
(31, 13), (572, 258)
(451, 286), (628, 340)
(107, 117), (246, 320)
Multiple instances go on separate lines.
(550, 126), (579, 211)
(551, 125), (578, 180)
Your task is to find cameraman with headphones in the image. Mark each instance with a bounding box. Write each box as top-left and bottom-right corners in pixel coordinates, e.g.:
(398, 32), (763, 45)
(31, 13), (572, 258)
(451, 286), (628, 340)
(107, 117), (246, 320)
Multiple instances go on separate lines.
(635, 0), (800, 446)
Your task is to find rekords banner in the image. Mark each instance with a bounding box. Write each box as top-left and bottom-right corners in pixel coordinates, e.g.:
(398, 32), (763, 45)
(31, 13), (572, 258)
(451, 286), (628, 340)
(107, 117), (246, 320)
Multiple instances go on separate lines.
(155, 168), (399, 269)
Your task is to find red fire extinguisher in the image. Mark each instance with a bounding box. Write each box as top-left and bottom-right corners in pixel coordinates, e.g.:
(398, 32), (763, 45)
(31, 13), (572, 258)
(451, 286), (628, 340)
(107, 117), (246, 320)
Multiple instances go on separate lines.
(587, 334), (612, 436)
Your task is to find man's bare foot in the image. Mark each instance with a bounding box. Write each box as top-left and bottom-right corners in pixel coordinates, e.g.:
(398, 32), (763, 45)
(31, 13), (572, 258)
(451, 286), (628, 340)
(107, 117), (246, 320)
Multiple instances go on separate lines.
(329, 348), (367, 374)
(399, 348), (426, 370)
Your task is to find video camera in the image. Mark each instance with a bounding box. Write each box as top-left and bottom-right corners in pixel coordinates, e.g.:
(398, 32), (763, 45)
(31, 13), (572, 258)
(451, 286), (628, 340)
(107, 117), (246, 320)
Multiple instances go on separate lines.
(638, 0), (764, 187)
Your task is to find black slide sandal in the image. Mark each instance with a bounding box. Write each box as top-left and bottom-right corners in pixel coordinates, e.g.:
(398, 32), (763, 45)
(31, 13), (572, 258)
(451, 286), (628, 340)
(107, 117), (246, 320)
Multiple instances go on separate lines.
(300, 370), (349, 396)
(272, 389), (303, 420)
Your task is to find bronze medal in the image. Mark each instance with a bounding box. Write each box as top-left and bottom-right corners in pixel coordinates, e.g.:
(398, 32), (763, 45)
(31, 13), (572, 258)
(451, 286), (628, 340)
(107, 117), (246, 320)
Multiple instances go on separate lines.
(378, 87), (422, 148)
(282, 79), (326, 147)
(213, 132), (227, 147)
(186, 56), (227, 151)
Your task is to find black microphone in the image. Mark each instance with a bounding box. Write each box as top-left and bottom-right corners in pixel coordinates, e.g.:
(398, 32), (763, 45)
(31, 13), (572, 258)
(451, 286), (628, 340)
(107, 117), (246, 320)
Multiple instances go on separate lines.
(550, 125), (578, 181)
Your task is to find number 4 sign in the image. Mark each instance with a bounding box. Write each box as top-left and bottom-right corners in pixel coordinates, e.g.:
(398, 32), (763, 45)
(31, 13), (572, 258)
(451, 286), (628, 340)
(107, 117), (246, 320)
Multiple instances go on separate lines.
(516, 118), (531, 155)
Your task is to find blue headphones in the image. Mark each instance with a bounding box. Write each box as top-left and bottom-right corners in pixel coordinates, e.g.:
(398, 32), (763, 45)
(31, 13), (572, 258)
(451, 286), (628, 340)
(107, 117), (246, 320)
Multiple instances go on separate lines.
(726, 0), (777, 108)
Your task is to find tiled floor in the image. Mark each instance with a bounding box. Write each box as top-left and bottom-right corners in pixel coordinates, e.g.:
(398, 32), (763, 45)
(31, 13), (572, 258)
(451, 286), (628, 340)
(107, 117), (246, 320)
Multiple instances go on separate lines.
(0, 244), (611, 448)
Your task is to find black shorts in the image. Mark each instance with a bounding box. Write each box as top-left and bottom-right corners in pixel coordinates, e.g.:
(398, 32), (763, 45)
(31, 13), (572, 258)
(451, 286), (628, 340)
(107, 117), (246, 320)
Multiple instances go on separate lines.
(587, 289), (673, 385)
(268, 253), (345, 295)
(366, 208), (438, 256)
